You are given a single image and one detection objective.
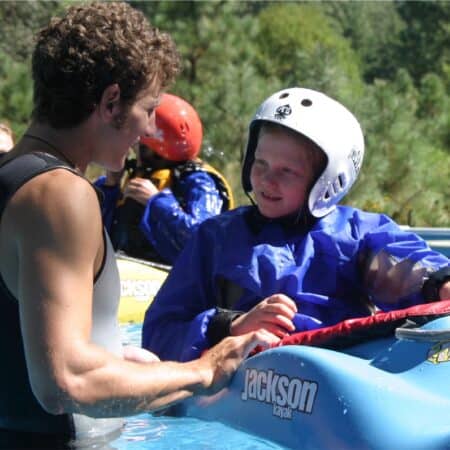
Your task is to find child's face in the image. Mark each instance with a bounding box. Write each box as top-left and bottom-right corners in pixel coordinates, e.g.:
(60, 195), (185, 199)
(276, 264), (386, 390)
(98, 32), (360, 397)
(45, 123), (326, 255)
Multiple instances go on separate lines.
(250, 129), (317, 219)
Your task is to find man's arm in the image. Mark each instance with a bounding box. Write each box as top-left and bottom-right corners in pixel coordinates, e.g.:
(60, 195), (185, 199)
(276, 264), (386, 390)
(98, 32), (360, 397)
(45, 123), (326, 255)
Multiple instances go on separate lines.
(8, 169), (277, 417)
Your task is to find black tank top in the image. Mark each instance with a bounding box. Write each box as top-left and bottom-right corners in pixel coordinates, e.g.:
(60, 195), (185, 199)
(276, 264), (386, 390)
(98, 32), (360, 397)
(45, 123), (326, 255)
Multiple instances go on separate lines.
(0, 152), (123, 446)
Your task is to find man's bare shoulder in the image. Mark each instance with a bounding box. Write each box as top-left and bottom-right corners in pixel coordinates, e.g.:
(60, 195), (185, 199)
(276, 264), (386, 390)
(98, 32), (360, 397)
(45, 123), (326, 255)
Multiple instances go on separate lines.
(11, 167), (96, 208)
(1, 167), (103, 296)
(7, 168), (101, 238)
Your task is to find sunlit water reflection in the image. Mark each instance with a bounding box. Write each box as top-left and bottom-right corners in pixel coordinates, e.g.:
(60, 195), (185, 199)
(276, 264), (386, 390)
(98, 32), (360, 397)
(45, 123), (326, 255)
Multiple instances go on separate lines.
(112, 324), (288, 450)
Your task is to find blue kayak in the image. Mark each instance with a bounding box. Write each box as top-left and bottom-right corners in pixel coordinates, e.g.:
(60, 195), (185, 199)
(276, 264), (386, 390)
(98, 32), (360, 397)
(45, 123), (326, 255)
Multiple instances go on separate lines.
(178, 300), (450, 450)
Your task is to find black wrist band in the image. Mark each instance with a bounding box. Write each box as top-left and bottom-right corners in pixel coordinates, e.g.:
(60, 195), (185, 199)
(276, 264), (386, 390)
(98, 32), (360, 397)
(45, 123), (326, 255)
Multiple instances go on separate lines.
(422, 266), (450, 302)
(206, 308), (243, 346)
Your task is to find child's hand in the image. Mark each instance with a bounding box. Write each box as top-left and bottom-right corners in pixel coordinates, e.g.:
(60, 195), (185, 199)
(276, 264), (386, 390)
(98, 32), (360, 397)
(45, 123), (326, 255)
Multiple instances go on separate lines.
(123, 177), (159, 205)
(230, 293), (297, 338)
(440, 281), (450, 300)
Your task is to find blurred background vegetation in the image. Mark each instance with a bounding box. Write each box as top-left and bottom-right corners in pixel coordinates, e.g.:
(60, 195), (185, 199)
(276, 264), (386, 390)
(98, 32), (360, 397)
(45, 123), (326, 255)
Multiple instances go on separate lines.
(0, 1), (448, 226)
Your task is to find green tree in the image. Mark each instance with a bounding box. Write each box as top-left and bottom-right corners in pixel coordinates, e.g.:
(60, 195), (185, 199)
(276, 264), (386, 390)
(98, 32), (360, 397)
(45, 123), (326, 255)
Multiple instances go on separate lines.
(0, 50), (33, 136)
(396, 1), (450, 87)
(0, 1), (64, 62)
(1, 0), (448, 226)
(417, 73), (449, 150)
(0, 1), (66, 134)
(255, 3), (364, 102)
(324, 1), (405, 83)
(347, 69), (449, 226)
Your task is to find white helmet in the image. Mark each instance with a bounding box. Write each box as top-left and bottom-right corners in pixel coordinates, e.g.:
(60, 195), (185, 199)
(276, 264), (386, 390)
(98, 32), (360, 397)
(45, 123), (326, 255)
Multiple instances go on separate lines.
(242, 87), (364, 218)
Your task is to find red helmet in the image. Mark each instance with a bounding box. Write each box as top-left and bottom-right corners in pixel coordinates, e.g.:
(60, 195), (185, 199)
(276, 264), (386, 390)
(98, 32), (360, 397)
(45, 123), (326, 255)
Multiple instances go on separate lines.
(140, 93), (203, 161)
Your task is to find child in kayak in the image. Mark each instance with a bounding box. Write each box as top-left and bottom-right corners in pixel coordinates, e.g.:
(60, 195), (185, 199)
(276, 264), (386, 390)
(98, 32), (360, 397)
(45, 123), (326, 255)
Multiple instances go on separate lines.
(95, 93), (234, 264)
(142, 87), (450, 362)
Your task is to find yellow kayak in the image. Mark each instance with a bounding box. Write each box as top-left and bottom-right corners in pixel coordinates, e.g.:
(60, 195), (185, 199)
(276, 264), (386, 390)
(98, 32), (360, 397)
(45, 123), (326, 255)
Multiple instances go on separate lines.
(116, 253), (170, 324)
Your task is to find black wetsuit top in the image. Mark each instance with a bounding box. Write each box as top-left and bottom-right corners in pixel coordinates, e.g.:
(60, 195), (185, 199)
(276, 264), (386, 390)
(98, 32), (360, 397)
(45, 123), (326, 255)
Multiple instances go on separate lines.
(0, 153), (123, 448)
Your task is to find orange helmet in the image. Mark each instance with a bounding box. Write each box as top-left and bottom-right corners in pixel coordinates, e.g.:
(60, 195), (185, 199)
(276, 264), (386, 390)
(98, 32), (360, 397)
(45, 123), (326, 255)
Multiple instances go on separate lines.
(140, 93), (203, 162)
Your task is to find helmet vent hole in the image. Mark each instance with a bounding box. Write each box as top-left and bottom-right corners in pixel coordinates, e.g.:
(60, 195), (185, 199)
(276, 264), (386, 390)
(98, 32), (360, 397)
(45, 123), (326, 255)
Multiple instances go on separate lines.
(337, 174), (345, 189)
(279, 92), (289, 99)
(301, 99), (312, 107)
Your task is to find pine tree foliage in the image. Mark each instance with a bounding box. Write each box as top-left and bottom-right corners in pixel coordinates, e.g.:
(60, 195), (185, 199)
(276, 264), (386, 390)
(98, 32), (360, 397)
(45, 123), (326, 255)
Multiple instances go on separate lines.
(1, 0), (448, 226)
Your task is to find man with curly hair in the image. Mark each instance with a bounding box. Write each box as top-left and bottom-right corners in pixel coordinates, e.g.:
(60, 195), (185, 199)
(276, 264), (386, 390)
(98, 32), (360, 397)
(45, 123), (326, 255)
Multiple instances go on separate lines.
(0, 2), (276, 447)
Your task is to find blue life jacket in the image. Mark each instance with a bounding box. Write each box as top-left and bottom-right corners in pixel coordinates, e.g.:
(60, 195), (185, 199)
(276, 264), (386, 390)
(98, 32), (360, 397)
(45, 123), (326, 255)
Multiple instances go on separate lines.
(96, 159), (233, 264)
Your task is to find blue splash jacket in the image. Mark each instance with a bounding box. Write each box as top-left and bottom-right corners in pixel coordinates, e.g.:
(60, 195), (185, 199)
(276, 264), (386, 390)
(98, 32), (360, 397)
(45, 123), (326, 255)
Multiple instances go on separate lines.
(95, 169), (226, 264)
(142, 205), (449, 361)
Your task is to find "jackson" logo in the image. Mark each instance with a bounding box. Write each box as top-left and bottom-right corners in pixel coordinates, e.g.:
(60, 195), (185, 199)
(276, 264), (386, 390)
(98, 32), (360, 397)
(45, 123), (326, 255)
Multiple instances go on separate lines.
(241, 368), (318, 420)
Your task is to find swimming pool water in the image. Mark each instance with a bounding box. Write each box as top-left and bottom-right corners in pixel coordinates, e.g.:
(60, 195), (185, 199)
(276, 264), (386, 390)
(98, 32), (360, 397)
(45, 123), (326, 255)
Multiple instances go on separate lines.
(111, 324), (288, 450)
(112, 414), (287, 450)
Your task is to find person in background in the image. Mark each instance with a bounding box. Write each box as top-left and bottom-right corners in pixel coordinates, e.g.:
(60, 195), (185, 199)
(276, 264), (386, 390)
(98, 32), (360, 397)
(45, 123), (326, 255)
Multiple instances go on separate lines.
(95, 93), (234, 264)
(142, 86), (450, 362)
(0, 121), (14, 153)
(0, 3), (276, 447)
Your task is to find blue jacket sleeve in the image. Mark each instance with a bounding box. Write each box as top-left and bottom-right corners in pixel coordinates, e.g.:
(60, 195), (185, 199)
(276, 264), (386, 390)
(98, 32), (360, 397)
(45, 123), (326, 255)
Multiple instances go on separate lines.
(142, 220), (219, 361)
(356, 212), (450, 309)
(94, 176), (120, 232)
(139, 170), (224, 264)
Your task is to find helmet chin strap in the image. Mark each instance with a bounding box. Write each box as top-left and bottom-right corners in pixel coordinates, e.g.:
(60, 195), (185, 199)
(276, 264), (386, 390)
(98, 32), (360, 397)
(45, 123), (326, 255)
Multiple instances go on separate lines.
(294, 204), (313, 228)
(244, 190), (257, 207)
(294, 206), (305, 224)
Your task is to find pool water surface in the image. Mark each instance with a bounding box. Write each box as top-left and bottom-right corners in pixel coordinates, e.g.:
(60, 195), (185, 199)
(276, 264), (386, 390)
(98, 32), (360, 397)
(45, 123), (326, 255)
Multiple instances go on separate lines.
(109, 324), (288, 450)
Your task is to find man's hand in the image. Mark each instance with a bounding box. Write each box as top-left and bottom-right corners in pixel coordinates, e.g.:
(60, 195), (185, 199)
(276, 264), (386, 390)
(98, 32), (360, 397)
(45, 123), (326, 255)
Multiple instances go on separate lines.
(123, 177), (159, 205)
(230, 294), (297, 338)
(197, 329), (279, 395)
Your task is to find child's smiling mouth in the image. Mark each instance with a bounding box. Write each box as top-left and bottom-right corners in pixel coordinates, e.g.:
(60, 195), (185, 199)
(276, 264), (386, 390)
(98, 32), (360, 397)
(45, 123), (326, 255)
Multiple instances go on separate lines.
(261, 191), (281, 201)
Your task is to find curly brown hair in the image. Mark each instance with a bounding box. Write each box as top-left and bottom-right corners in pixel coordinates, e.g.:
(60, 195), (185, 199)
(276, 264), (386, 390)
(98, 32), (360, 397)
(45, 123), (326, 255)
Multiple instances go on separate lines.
(32, 2), (180, 129)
